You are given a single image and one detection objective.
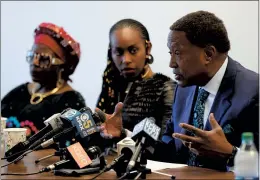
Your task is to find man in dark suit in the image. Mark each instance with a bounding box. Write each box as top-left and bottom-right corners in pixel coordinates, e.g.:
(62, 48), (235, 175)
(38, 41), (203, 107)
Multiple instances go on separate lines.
(160, 10), (259, 171)
(97, 11), (259, 171)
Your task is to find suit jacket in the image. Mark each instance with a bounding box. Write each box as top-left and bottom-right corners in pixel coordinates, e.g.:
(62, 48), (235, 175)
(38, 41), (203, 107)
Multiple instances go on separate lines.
(157, 57), (259, 171)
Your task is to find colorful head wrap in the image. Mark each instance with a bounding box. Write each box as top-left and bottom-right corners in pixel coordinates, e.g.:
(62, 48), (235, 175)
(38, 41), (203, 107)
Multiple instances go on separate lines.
(34, 22), (81, 76)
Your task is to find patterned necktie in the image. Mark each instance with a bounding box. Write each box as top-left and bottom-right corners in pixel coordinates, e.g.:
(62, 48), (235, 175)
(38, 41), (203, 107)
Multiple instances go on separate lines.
(187, 88), (210, 166)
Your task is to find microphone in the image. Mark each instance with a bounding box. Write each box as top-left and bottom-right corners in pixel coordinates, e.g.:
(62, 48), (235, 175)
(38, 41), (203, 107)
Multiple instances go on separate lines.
(40, 144), (103, 172)
(34, 107), (106, 150)
(108, 138), (135, 172)
(126, 137), (145, 172)
(108, 147), (133, 171)
(4, 113), (64, 161)
(40, 159), (71, 173)
(117, 137), (136, 156)
(28, 110), (74, 150)
(34, 127), (75, 150)
(4, 107), (105, 163)
(91, 139), (134, 179)
(126, 117), (161, 172)
(131, 117), (161, 142)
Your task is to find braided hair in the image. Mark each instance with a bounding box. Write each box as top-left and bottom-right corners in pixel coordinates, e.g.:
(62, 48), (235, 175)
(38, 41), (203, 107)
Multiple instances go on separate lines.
(96, 19), (152, 113)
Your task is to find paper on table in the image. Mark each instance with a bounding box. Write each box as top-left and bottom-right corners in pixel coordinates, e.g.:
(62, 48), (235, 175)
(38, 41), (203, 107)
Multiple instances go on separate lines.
(147, 159), (187, 171)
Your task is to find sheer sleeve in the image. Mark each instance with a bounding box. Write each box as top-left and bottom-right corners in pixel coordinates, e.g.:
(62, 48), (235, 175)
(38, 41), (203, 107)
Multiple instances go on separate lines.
(160, 80), (176, 134)
(96, 79), (114, 113)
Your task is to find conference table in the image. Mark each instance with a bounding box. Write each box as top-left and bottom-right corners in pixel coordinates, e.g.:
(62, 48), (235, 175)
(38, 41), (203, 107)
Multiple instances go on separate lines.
(1, 149), (234, 179)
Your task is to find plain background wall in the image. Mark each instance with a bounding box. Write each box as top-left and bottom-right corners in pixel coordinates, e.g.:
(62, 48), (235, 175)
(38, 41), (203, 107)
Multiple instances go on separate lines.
(1, 1), (258, 110)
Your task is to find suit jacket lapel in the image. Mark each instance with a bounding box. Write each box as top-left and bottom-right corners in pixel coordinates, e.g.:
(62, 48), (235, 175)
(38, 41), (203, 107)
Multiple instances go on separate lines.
(205, 57), (236, 130)
(175, 86), (198, 150)
(180, 86), (198, 134)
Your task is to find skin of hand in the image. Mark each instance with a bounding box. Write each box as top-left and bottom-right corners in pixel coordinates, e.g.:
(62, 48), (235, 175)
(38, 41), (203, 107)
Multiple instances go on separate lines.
(95, 102), (124, 139)
(172, 113), (233, 158)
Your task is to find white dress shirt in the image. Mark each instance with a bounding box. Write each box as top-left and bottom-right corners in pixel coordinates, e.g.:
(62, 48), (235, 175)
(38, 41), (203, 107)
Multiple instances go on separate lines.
(201, 57), (228, 128)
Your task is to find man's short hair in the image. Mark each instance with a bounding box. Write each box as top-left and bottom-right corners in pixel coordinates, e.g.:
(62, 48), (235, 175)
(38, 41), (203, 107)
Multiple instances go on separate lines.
(170, 11), (230, 53)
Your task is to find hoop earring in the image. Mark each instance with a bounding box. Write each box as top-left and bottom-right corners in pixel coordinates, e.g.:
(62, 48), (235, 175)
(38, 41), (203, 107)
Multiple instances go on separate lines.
(146, 54), (154, 64)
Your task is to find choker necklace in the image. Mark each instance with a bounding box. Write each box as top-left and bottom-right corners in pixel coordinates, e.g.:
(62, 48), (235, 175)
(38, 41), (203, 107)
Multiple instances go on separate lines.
(30, 83), (64, 105)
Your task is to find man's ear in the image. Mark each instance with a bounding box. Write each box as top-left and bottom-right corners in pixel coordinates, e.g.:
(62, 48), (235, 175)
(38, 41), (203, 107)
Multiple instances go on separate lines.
(204, 45), (216, 63)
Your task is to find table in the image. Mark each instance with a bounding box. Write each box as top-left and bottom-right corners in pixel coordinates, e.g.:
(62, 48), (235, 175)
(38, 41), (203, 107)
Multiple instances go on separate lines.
(1, 149), (234, 179)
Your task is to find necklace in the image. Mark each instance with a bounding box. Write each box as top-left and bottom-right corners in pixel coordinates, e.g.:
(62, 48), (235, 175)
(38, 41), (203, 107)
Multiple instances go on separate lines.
(30, 83), (64, 105)
(141, 66), (151, 79)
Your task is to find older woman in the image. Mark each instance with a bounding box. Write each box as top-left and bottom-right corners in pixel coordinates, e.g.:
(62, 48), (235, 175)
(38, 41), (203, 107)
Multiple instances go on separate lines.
(1, 22), (86, 137)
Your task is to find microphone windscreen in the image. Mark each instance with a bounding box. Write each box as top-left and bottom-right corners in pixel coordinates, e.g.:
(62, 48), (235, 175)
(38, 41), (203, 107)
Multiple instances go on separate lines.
(95, 109), (106, 123)
(86, 146), (102, 160)
(117, 137), (136, 156)
(121, 147), (133, 160)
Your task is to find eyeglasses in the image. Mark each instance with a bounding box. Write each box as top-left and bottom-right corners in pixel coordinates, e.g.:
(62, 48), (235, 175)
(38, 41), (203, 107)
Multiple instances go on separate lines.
(26, 50), (64, 68)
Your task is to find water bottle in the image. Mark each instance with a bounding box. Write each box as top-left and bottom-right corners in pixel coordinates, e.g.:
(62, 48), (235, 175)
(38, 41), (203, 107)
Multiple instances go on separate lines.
(234, 132), (259, 180)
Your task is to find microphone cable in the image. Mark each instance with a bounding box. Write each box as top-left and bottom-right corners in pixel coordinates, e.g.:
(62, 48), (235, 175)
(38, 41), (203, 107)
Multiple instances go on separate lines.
(1, 149), (27, 160)
(1, 148), (34, 168)
(1, 171), (43, 176)
(90, 169), (106, 180)
(118, 170), (138, 180)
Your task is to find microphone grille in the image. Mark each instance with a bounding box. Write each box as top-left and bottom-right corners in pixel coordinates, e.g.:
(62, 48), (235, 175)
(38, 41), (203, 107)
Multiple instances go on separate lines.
(95, 109), (106, 123)
(121, 147), (133, 159)
(86, 146), (102, 159)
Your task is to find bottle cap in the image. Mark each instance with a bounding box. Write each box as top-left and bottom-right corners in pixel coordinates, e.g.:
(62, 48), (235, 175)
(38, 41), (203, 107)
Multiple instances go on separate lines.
(242, 132), (253, 142)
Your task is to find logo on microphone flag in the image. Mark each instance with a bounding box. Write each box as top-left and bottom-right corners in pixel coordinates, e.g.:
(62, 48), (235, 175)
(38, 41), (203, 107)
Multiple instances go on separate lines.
(67, 142), (92, 168)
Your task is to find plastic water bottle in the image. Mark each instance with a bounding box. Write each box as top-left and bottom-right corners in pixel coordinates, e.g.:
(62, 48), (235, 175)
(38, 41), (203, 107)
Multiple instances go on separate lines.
(234, 132), (259, 180)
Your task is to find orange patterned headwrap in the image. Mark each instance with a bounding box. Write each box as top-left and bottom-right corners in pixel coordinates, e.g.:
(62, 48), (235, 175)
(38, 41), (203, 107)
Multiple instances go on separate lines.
(34, 34), (65, 60)
(34, 22), (81, 75)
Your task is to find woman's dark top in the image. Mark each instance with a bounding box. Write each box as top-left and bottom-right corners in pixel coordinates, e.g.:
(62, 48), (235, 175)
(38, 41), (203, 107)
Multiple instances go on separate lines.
(1, 82), (86, 138)
(97, 73), (176, 135)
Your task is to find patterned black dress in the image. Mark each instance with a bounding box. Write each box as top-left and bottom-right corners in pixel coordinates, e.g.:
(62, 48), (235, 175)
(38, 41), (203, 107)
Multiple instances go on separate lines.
(97, 73), (176, 135)
(1, 82), (86, 138)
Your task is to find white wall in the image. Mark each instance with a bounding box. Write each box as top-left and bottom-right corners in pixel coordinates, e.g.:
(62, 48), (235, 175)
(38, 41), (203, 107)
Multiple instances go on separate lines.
(1, 1), (258, 110)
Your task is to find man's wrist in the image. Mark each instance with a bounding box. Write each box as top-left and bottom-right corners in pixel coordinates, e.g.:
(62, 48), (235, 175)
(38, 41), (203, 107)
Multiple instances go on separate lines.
(225, 143), (234, 155)
(226, 146), (238, 167)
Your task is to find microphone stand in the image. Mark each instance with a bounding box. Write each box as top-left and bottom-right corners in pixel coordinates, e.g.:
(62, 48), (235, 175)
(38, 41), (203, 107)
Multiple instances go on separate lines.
(122, 149), (151, 179)
(134, 149), (151, 179)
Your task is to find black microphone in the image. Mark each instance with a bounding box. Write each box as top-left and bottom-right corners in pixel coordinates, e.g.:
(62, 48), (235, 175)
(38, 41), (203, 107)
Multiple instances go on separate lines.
(4, 107), (105, 163)
(126, 117), (161, 172)
(105, 147), (133, 172)
(126, 137), (145, 172)
(28, 109), (74, 150)
(40, 145), (103, 172)
(34, 107), (106, 150)
(4, 113), (64, 161)
(40, 159), (71, 173)
(91, 146), (133, 180)
(34, 127), (75, 150)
